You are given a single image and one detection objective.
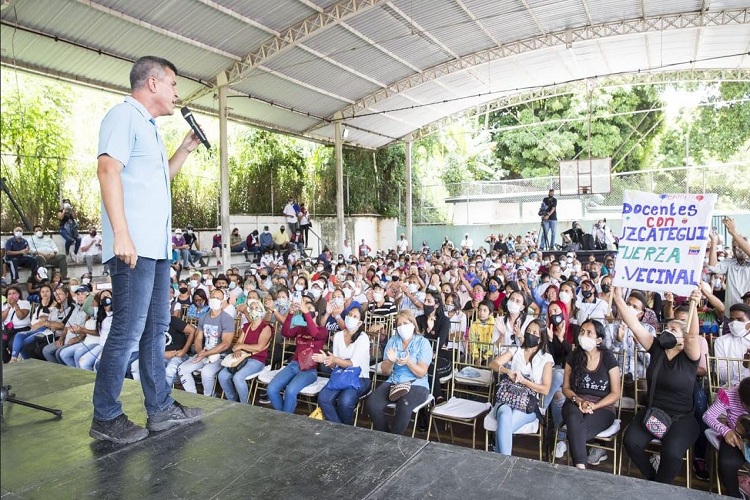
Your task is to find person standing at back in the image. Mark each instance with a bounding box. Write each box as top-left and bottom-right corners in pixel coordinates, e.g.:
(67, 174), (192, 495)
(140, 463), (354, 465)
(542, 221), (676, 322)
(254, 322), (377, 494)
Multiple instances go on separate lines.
(541, 189), (558, 251)
(90, 55), (203, 444)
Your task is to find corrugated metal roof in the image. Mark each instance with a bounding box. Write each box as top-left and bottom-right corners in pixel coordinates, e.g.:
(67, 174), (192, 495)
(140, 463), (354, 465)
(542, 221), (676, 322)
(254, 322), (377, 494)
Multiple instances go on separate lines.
(1, 0), (749, 150)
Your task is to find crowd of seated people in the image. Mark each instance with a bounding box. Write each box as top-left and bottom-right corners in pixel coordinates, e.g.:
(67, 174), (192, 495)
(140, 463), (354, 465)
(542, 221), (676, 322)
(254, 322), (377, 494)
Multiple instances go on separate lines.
(3, 214), (750, 495)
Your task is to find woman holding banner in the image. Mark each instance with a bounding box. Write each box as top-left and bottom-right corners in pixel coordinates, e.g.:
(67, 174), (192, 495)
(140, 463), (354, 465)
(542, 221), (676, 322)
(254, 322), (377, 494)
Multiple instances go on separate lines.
(616, 287), (701, 485)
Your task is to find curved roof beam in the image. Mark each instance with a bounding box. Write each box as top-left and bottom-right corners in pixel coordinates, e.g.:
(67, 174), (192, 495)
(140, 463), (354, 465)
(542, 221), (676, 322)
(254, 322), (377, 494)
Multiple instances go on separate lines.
(411, 68), (750, 141)
(182, 0), (386, 104)
(339, 8), (750, 120)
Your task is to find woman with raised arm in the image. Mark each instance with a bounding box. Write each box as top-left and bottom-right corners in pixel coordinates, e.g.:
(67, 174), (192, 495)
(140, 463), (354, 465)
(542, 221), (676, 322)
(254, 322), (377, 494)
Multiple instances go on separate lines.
(617, 286), (701, 485)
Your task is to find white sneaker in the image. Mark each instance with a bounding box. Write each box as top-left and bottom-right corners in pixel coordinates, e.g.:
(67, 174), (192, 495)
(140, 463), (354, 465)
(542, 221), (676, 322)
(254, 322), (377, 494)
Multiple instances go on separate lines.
(555, 441), (567, 459)
(650, 454), (660, 472)
(588, 448), (608, 465)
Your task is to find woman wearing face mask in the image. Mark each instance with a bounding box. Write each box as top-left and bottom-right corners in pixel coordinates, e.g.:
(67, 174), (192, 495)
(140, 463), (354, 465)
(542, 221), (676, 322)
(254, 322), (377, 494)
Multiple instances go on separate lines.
(493, 291), (527, 348)
(445, 292), (467, 345)
(321, 288), (347, 334)
(546, 300), (575, 454)
(575, 280), (608, 325)
(176, 281), (193, 308)
(616, 287), (701, 485)
(186, 289), (209, 320)
(315, 306), (371, 425)
(267, 295), (329, 413)
(462, 283), (487, 322)
(560, 319), (621, 469)
(486, 277), (505, 312)
(703, 377), (750, 497)
(558, 281), (578, 321)
(9, 284), (58, 362)
(77, 291), (113, 371)
(218, 299), (272, 404)
(417, 292), (451, 405)
(366, 310), (433, 434)
(489, 318), (553, 456)
(178, 289), (236, 396)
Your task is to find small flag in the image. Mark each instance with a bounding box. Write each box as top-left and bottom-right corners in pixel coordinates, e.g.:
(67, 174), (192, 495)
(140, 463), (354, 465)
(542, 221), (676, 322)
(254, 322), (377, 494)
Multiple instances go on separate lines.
(688, 246), (700, 255)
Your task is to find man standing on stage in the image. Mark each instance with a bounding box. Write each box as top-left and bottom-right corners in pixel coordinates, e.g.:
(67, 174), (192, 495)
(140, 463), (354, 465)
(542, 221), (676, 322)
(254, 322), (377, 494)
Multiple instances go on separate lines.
(91, 56), (203, 444)
(540, 188), (558, 251)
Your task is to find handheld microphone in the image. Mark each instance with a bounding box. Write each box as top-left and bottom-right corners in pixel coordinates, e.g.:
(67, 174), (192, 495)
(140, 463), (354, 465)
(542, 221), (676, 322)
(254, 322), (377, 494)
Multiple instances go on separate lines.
(181, 107), (211, 149)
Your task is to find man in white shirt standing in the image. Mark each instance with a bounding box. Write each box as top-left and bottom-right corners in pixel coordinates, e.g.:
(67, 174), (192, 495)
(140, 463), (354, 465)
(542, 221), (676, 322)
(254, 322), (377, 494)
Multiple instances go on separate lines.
(80, 227), (104, 276)
(283, 198), (298, 235)
(342, 239), (352, 261)
(396, 234), (409, 255)
(460, 233), (473, 253)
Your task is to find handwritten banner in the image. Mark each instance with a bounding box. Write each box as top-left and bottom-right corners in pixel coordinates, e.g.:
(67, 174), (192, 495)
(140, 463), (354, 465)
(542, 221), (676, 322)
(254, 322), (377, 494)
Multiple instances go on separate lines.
(614, 190), (717, 296)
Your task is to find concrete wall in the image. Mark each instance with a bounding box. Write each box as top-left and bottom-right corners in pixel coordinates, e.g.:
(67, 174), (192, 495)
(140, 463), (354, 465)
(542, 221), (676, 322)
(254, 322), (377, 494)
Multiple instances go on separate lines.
(400, 211), (750, 253)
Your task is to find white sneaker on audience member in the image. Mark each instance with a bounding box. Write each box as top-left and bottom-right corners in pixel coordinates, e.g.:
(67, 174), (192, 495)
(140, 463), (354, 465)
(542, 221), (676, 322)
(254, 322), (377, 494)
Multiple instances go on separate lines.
(650, 454), (660, 473)
(588, 448), (608, 465)
(555, 441), (567, 459)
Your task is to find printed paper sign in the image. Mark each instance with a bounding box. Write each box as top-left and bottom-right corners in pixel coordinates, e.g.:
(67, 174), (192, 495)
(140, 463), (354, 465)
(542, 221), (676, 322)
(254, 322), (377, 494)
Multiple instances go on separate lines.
(614, 190), (717, 296)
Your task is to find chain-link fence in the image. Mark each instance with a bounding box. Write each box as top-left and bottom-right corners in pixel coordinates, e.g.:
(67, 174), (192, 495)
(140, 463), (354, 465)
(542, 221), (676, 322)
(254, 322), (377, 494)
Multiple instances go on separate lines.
(416, 162), (750, 224)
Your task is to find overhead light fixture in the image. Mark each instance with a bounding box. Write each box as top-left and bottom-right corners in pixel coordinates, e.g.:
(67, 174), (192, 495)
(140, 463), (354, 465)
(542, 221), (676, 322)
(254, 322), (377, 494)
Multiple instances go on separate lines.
(342, 127), (350, 139)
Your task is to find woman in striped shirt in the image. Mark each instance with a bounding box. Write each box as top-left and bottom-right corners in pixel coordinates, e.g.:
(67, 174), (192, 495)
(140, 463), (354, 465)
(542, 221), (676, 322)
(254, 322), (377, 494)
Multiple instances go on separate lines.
(703, 377), (750, 497)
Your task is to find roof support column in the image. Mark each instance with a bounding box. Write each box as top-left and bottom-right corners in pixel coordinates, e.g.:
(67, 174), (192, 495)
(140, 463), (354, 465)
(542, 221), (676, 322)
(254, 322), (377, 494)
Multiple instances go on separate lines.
(405, 133), (413, 251)
(218, 71), (230, 274)
(334, 113), (345, 255)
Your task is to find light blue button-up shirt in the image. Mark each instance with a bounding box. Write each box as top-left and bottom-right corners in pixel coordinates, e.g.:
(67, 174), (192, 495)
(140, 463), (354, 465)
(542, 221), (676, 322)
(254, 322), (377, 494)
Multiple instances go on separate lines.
(98, 96), (171, 262)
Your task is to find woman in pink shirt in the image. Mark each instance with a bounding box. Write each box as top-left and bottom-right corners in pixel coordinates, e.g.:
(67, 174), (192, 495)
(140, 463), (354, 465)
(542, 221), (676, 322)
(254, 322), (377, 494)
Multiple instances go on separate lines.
(704, 377), (750, 497)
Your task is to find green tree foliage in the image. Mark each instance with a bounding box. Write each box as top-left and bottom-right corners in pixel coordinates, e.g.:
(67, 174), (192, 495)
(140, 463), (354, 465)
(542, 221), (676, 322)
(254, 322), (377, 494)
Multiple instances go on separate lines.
(488, 84), (664, 177)
(0, 74), (74, 231)
(690, 82), (750, 163)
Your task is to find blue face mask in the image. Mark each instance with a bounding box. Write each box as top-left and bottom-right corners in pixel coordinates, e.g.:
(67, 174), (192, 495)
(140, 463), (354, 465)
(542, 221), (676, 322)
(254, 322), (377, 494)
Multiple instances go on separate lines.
(488, 284), (498, 293)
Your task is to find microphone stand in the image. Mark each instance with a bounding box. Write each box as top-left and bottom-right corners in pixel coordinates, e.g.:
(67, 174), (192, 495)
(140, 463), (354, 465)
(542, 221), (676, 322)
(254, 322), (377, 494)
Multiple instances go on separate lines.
(1, 321), (63, 419)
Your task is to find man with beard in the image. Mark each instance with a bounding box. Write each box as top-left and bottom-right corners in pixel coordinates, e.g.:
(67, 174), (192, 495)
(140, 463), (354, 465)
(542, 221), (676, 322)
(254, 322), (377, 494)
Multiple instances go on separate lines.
(709, 218), (750, 309)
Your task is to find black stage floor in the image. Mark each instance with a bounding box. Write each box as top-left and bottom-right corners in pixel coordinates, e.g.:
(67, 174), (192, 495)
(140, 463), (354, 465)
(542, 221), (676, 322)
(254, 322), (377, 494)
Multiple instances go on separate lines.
(1, 361), (717, 499)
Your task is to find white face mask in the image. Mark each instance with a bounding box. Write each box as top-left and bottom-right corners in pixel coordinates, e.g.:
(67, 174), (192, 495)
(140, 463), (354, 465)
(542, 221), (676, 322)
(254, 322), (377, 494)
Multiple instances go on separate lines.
(310, 288), (322, 300)
(190, 279), (198, 288)
(578, 336), (598, 352)
(574, 264), (582, 272)
(373, 292), (384, 302)
(14, 231), (23, 238)
(208, 298), (222, 311)
(507, 301), (523, 314)
(559, 291), (572, 304)
(35, 231), (43, 238)
(295, 284), (305, 292)
(397, 323), (415, 341)
(344, 316), (360, 332)
(729, 320), (748, 338)
(228, 282), (237, 290)
(82, 278), (91, 285)
(444, 304), (455, 312)
(202, 274), (209, 281)
(249, 309), (264, 321)
(343, 288), (353, 299)
(408, 283), (418, 293)
(332, 297), (344, 307)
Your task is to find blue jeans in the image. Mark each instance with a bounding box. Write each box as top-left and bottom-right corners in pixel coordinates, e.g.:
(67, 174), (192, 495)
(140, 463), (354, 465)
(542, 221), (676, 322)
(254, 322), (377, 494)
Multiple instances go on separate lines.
(174, 249), (191, 267)
(79, 344), (103, 371)
(92, 257), (173, 421)
(218, 358), (265, 403)
(60, 342), (87, 367)
(318, 377), (371, 425)
(545, 367), (565, 433)
(59, 227), (81, 255)
(11, 328), (45, 359)
(165, 355), (187, 387)
(267, 361), (317, 413)
(541, 219), (557, 250)
(495, 404), (539, 456)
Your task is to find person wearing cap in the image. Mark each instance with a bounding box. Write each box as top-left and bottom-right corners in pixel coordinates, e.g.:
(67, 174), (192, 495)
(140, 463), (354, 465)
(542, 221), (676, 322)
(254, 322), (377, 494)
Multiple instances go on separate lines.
(212, 226), (223, 265)
(171, 228), (190, 268)
(24, 266), (49, 304)
(28, 224), (69, 280)
(267, 293), (329, 413)
(41, 284), (91, 364)
(4, 226), (39, 284)
(182, 224), (205, 267)
(178, 288), (235, 396)
(272, 225), (290, 253)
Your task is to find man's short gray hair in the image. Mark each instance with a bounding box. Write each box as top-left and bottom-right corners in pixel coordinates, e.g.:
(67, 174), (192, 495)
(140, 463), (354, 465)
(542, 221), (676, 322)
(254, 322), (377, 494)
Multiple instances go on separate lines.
(129, 56), (178, 91)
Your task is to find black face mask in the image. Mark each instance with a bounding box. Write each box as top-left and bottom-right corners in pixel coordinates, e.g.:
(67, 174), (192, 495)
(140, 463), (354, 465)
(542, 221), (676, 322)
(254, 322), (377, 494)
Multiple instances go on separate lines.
(581, 290), (593, 299)
(423, 305), (435, 316)
(179, 287), (188, 294)
(600, 284), (611, 294)
(524, 332), (540, 348)
(589, 271), (598, 279)
(550, 314), (564, 326)
(659, 331), (678, 349)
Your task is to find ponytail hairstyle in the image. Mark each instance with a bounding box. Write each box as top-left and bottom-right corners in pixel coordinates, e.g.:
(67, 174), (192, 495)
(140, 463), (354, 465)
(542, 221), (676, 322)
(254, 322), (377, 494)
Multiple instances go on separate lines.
(572, 319), (606, 387)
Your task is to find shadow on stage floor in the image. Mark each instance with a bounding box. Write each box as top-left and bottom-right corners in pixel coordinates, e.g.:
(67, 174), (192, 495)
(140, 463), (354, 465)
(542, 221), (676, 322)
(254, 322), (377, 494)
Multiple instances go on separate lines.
(1, 361), (716, 499)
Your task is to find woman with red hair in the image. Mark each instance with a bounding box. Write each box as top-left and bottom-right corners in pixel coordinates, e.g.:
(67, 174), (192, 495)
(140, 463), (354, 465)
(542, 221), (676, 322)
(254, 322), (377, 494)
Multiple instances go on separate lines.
(531, 282), (560, 318)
